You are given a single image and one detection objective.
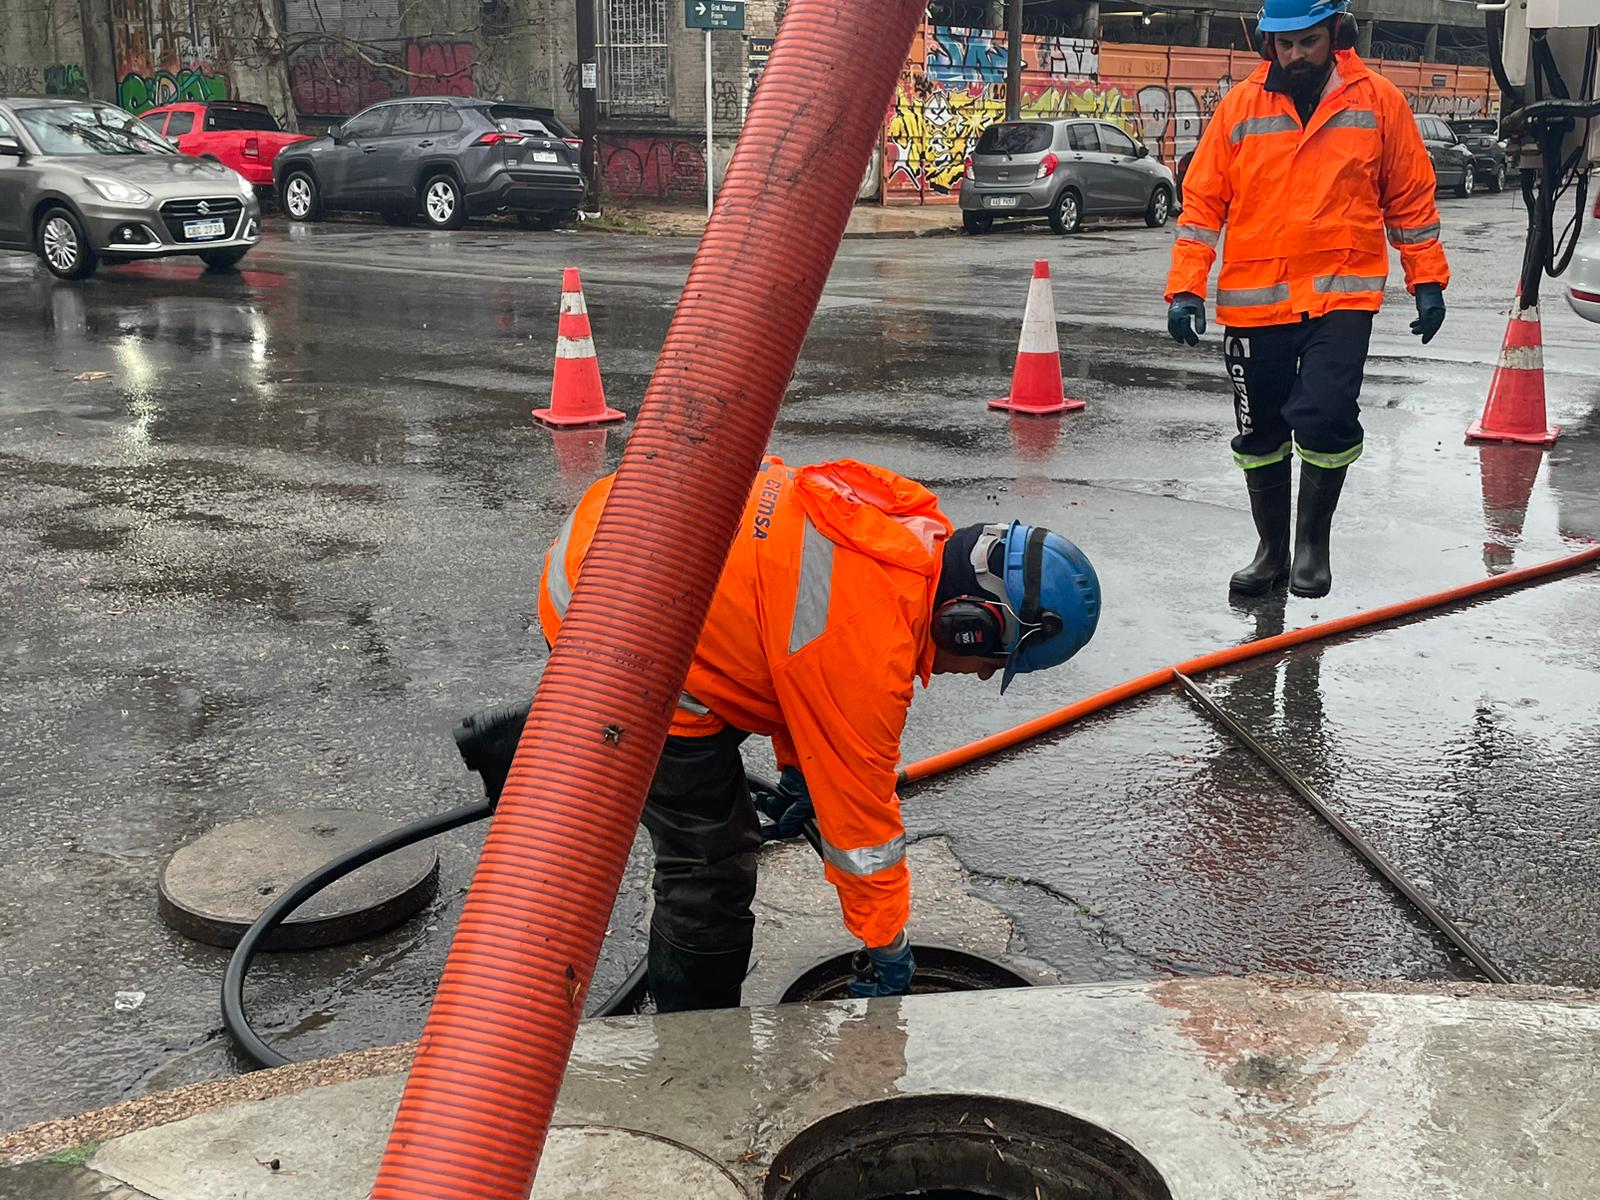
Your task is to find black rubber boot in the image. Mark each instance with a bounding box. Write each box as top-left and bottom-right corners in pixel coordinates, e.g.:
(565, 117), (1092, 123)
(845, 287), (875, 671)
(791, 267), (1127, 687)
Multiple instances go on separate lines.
(1228, 459), (1292, 596)
(1290, 462), (1348, 599)
(646, 927), (751, 1013)
(452, 702), (530, 807)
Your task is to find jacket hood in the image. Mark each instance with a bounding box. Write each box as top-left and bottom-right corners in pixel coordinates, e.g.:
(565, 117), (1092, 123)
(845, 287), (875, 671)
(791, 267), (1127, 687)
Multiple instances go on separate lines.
(791, 459), (952, 577)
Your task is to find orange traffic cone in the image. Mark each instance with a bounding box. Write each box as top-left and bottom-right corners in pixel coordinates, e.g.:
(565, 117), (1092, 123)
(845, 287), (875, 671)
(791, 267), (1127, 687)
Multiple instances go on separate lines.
(533, 268), (625, 428)
(1466, 292), (1558, 446)
(990, 259), (1084, 415)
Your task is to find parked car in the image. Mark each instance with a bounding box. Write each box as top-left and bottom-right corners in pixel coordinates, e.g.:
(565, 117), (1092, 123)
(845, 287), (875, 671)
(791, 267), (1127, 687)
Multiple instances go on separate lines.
(1448, 117), (1509, 193)
(959, 118), (1175, 235)
(0, 98), (260, 280)
(1564, 183), (1600, 324)
(138, 100), (311, 199)
(1413, 113), (1476, 197)
(273, 96), (585, 231)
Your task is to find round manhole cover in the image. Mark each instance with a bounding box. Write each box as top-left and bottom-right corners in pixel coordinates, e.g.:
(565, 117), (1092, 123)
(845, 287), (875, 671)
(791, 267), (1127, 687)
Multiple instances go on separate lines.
(531, 1125), (746, 1198)
(158, 809), (438, 949)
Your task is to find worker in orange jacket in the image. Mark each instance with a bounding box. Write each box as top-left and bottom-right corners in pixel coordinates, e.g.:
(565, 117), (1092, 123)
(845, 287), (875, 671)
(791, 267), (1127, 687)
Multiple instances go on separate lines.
(1166, 0), (1450, 598)
(457, 457), (1100, 1012)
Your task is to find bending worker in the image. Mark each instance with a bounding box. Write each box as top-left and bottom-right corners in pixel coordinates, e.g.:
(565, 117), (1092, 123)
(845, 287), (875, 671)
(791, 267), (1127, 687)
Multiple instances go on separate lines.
(1166, 0), (1449, 598)
(459, 456), (1100, 1012)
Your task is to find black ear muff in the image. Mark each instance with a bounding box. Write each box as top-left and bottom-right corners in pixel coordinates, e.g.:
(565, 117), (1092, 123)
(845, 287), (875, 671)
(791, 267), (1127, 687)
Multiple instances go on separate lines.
(932, 598), (1008, 658)
(1257, 29), (1274, 60)
(1334, 14), (1358, 50)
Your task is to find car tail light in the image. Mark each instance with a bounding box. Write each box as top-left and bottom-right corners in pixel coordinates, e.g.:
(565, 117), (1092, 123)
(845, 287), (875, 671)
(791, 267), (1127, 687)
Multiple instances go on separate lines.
(1573, 288), (1600, 303)
(564, 137), (583, 151)
(963, 156), (973, 181)
(1036, 152), (1059, 180)
(242, 136), (260, 159)
(475, 131), (525, 146)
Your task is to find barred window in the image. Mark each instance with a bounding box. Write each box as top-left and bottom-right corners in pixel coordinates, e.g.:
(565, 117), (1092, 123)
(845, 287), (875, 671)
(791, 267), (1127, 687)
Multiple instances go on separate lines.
(599, 0), (670, 117)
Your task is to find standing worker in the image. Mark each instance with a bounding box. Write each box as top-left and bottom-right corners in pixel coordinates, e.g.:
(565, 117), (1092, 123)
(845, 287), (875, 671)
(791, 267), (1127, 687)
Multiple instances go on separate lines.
(457, 456), (1100, 1011)
(1166, 0), (1449, 598)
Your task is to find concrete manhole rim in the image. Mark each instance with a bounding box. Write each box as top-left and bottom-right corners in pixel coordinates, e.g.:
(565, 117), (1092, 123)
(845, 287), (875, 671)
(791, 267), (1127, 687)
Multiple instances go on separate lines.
(157, 808), (440, 950)
(778, 942), (1039, 1004)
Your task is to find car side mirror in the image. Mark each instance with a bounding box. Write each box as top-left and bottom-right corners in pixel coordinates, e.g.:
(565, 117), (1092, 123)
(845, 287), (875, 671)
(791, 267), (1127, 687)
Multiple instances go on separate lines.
(1135, 143), (1149, 159)
(329, 127), (345, 144)
(0, 136), (23, 158)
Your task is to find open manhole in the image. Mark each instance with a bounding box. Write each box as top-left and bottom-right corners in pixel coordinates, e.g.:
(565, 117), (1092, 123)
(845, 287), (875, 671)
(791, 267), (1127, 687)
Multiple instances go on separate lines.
(762, 1095), (1172, 1200)
(781, 945), (1033, 1003)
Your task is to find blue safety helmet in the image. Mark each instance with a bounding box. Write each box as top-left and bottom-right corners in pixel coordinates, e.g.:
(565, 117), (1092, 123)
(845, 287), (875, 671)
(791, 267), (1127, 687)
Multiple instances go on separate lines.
(996, 521), (1100, 693)
(1257, 0), (1347, 33)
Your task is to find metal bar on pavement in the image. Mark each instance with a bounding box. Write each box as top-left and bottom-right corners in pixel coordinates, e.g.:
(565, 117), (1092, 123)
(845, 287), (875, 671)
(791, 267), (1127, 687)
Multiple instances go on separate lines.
(1172, 670), (1513, 985)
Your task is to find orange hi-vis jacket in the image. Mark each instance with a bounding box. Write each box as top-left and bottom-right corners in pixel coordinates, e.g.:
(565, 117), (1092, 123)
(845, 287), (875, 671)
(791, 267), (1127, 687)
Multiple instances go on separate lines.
(538, 457), (953, 949)
(1166, 50), (1450, 328)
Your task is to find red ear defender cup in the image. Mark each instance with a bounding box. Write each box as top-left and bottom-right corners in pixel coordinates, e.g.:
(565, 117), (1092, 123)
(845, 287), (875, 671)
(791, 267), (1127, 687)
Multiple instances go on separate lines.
(932, 598), (1009, 658)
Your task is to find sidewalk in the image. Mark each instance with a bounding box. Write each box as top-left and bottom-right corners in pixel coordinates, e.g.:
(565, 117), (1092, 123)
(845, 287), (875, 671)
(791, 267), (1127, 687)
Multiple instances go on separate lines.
(578, 200), (960, 239)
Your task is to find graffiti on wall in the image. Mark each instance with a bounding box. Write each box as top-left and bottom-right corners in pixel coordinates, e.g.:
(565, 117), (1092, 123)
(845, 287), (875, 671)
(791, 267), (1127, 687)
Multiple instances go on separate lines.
(885, 22), (1496, 202)
(599, 135), (706, 201)
(287, 39), (478, 118)
(113, 0), (231, 114)
(45, 63), (89, 96)
(0, 65), (43, 96)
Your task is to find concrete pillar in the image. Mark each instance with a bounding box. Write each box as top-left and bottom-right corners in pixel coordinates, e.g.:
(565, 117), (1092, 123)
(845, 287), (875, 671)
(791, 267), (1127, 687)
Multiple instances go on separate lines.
(1196, 9), (1211, 47)
(76, 0), (115, 102)
(1358, 18), (1374, 56)
(1082, 0), (1101, 39)
(1422, 23), (1439, 62)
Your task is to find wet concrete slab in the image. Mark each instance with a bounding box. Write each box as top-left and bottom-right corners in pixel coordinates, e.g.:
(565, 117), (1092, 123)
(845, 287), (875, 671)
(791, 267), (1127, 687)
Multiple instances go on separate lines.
(2, 195), (1598, 1128)
(3, 977), (1595, 1199)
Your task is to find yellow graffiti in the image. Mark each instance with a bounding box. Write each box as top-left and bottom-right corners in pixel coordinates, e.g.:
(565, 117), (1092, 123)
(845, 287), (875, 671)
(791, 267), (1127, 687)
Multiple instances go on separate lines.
(885, 81), (1141, 197)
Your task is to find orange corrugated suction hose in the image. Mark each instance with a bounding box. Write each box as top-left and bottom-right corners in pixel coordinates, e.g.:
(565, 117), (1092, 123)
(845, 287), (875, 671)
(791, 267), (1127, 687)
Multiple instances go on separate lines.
(900, 544), (1600, 784)
(369, 4), (927, 1198)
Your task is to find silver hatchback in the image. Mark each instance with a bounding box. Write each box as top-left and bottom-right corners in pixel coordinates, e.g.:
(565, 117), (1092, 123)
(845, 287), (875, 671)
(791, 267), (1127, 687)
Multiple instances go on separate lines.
(959, 118), (1176, 235)
(0, 98), (261, 280)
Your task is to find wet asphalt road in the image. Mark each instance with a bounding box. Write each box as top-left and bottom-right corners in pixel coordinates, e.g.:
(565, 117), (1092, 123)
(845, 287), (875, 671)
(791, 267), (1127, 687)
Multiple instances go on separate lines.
(2, 197), (1599, 1129)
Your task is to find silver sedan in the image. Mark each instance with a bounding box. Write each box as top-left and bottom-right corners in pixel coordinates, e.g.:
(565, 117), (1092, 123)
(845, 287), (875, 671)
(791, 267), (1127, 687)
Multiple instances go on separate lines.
(0, 98), (260, 280)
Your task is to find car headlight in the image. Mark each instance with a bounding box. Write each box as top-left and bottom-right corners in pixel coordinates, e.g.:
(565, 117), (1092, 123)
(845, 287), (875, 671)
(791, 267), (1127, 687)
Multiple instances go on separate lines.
(86, 176), (152, 205)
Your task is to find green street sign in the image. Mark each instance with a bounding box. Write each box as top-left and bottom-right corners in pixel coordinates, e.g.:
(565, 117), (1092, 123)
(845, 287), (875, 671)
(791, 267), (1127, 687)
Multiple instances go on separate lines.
(686, 0), (745, 30)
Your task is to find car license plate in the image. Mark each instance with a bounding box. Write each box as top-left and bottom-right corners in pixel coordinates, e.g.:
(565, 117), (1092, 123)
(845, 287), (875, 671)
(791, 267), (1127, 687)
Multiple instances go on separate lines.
(988, 196), (1019, 208)
(184, 218), (227, 239)
(530, 151), (559, 163)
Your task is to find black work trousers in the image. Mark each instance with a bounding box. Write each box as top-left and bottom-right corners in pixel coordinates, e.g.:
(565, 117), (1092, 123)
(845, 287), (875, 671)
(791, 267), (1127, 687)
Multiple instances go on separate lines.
(642, 727), (762, 1007)
(1223, 310), (1372, 471)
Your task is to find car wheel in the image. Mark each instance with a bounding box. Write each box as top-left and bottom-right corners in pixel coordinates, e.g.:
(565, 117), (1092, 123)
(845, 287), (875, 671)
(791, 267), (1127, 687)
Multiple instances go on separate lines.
(1145, 185), (1173, 228)
(283, 171), (322, 222)
(36, 206), (97, 280)
(1456, 168), (1475, 199)
(200, 248), (249, 272)
(1048, 187), (1082, 235)
(962, 211), (994, 235)
(421, 173), (467, 230)
(1488, 162), (1506, 193)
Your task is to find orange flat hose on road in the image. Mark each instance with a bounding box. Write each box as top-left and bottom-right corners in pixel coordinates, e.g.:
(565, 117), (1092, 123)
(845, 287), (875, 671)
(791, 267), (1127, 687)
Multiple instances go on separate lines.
(369, 3), (929, 1197)
(900, 544), (1600, 784)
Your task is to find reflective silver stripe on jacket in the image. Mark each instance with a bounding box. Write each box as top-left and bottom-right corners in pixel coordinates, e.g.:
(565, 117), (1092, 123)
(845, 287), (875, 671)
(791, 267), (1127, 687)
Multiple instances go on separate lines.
(1217, 283), (1291, 307)
(1229, 114), (1298, 144)
(677, 691), (710, 716)
(545, 509), (578, 617)
(1322, 108), (1378, 131)
(1314, 273), (1387, 294)
(1176, 224), (1220, 248)
(788, 518), (834, 654)
(1387, 221), (1441, 246)
(820, 831), (906, 877)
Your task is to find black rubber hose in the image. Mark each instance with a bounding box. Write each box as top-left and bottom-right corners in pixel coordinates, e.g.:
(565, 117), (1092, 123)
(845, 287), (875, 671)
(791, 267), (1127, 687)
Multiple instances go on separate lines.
(221, 799), (491, 1070)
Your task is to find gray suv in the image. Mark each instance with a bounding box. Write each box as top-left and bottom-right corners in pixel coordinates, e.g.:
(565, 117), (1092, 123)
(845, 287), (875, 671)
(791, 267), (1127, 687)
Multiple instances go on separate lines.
(0, 98), (261, 280)
(960, 119), (1175, 235)
(273, 97), (585, 231)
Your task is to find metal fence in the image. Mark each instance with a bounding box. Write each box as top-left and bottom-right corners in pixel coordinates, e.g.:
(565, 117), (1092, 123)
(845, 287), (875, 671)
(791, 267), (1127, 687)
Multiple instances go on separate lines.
(599, 0), (671, 117)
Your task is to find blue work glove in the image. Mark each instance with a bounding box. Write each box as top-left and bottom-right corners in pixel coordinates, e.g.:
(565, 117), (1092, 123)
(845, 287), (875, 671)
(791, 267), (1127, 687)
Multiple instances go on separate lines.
(847, 934), (916, 998)
(1167, 292), (1207, 346)
(753, 767), (813, 841)
(1411, 283), (1446, 344)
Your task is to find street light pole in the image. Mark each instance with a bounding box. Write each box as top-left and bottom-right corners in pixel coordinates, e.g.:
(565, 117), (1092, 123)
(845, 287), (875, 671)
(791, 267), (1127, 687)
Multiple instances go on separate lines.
(577, 0), (600, 211)
(706, 29), (715, 215)
(1005, 0), (1024, 121)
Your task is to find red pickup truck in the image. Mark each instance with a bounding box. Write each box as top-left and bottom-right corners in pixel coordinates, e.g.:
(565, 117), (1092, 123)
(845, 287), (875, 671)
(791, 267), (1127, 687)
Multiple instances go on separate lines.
(138, 101), (311, 191)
